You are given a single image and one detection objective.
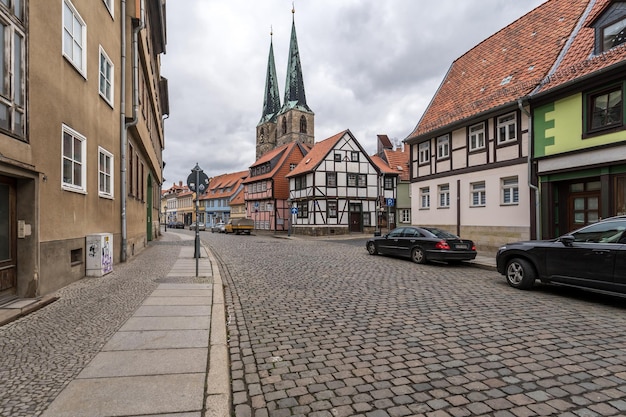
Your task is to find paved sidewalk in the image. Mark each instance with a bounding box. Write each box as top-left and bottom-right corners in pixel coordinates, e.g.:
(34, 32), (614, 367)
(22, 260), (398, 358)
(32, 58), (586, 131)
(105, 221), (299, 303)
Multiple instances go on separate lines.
(40, 236), (230, 417)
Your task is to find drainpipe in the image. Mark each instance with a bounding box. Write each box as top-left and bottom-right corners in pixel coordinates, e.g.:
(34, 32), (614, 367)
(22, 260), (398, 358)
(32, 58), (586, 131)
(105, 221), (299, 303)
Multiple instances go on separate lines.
(518, 99), (540, 240)
(120, 0), (145, 262)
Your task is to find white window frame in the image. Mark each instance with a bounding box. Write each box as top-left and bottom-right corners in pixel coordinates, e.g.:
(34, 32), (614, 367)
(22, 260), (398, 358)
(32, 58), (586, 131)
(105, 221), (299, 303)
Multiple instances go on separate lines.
(469, 123), (485, 151)
(62, 124), (87, 193)
(419, 142), (430, 164)
(420, 187), (430, 209)
(401, 209), (411, 223)
(470, 182), (486, 207)
(497, 112), (517, 144)
(99, 46), (114, 106)
(62, 0), (87, 77)
(102, 0), (114, 18)
(98, 146), (114, 199)
(438, 184), (450, 208)
(0, 14), (26, 138)
(501, 176), (519, 205)
(437, 134), (450, 160)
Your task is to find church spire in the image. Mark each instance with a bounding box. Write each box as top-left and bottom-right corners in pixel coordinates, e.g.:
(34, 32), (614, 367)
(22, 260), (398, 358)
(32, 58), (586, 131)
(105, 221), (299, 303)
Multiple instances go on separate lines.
(258, 30), (281, 125)
(279, 8), (311, 114)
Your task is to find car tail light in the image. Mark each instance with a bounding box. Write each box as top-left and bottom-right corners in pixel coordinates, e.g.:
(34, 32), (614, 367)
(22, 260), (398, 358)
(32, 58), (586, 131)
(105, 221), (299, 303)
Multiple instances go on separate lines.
(471, 244), (476, 251)
(435, 240), (450, 250)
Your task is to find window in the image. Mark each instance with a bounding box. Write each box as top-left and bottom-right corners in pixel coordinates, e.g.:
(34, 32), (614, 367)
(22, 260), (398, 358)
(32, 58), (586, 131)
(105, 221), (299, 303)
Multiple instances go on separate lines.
(602, 16), (626, 52)
(588, 87), (622, 131)
(438, 184), (450, 208)
(348, 173), (357, 187)
(384, 177), (393, 190)
(497, 113), (517, 143)
(98, 147), (114, 198)
(358, 174), (367, 187)
(420, 187), (430, 209)
(63, 0), (87, 75)
(351, 151), (359, 162)
(99, 47), (114, 105)
(102, 0), (114, 17)
(401, 209), (411, 223)
(501, 177), (519, 205)
(281, 117), (287, 134)
(62, 125), (86, 193)
(299, 115), (307, 133)
(328, 200), (338, 218)
(289, 163), (296, 170)
(0, 6), (25, 137)
(327, 172), (337, 187)
(297, 201), (308, 218)
(128, 143), (134, 196)
(294, 176), (306, 190)
(471, 182), (486, 207)
(437, 134), (450, 159)
(469, 123), (485, 151)
(419, 142), (430, 164)
(334, 153), (341, 162)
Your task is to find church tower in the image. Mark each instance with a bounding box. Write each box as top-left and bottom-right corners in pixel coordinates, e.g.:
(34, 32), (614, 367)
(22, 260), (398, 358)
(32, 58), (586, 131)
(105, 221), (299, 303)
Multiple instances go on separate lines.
(276, 9), (314, 148)
(256, 33), (281, 159)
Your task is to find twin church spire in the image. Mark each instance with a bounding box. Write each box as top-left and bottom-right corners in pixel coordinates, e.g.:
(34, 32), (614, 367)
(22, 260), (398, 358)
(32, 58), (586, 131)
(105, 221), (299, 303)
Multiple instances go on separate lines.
(256, 8), (314, 159)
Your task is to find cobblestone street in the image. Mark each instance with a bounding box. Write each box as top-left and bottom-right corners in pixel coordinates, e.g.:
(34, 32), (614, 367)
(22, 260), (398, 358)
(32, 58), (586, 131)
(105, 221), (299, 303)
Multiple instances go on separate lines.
(206, 232), (626, 417)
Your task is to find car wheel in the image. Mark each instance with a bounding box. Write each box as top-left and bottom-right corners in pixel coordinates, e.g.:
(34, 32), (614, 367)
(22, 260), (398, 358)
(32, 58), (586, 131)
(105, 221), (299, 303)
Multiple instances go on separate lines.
(505, 258), (536, 290)
(366, 242), (378, 255)
(411, 247), (426, 264)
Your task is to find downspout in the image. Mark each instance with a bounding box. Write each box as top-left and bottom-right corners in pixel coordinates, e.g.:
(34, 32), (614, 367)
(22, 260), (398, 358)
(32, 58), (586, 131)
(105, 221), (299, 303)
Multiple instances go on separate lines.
(121, 0), (145, 262)
(518, 98), (540, 239)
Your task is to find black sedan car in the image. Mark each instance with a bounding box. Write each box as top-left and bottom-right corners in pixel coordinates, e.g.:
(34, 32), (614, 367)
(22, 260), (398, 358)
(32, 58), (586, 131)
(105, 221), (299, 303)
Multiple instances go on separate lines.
(366, 226), (477, 264)
(496, 216), (626, 294)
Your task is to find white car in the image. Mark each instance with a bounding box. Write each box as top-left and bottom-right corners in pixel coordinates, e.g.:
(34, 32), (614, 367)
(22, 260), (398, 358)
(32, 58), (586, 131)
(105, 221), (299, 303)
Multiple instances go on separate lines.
(211, 222), (225, 233)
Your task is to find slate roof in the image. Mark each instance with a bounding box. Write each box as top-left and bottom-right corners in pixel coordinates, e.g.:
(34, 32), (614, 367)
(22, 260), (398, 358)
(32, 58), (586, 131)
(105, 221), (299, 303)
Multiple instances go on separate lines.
(407, 0), (591, 139)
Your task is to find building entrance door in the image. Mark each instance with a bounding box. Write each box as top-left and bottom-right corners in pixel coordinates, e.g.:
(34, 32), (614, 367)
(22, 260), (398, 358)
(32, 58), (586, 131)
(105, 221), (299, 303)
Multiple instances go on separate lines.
(568, 191), (601, 232)
(349, 203), (362, 232)
(0, 176), (17, 301)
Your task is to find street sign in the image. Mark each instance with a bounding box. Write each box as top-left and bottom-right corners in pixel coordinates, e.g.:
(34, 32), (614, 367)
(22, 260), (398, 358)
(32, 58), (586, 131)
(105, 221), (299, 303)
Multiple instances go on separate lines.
(187, 164), (209, 195)
(291, 207), (298, 214)
(386, 198), (395, 207)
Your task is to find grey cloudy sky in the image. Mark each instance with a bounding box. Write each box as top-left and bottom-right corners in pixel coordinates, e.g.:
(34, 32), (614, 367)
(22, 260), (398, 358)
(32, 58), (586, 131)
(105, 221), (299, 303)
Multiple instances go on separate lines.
(161, 0), (546, 185)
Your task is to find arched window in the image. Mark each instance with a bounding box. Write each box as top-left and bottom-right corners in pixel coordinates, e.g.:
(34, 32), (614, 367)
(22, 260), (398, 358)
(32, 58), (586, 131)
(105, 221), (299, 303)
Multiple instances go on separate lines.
(259, 128), (265, 143)
(282, 117), (287, 134)
(300, 116), (307, 133)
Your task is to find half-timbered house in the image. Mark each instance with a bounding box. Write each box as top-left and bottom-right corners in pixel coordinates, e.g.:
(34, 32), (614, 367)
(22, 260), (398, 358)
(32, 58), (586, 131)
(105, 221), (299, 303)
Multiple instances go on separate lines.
(286, 130), (380, 236)
(202, 170), (248, 228)
(404, 0), (593, 254)
(244, 142), (310, 231)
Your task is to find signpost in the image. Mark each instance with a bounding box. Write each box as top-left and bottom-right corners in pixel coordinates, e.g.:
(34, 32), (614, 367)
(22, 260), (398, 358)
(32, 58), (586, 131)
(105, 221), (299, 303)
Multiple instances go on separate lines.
(187, 163), (209, 276)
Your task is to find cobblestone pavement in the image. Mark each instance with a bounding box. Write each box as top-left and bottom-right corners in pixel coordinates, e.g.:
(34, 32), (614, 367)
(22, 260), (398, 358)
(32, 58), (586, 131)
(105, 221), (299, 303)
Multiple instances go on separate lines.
(0, 231), (209, 417)
(204, 232), (626, 417)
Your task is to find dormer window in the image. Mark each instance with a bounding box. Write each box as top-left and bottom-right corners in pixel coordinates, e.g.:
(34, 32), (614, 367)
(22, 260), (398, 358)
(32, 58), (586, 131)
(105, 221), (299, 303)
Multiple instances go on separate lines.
(602, 16), (626, 51)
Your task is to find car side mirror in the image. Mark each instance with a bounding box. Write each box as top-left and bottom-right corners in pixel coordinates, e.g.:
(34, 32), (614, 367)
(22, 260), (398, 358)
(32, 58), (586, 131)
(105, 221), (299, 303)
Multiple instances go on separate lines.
(560, 234), (575, 247)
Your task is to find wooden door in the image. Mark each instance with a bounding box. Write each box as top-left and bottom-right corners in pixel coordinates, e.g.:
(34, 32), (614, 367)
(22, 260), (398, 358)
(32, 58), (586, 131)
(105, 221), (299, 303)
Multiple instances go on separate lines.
(0, 176), (17, 298)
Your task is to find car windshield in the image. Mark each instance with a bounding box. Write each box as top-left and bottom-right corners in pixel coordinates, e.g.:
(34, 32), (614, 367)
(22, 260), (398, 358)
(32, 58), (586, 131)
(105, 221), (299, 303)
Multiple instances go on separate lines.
(421, 227), (458, 239)
(569, 220), (626, 243)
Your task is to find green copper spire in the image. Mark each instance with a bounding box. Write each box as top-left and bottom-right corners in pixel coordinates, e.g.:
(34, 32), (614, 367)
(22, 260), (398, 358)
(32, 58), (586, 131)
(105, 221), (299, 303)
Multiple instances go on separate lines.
(279, 10), (311, 114)
(258, 34), (281, 125)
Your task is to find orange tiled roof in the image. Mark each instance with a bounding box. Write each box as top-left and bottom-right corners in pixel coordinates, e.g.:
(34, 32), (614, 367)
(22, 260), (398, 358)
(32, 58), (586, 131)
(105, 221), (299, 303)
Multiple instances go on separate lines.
(370, 155), (397, 175)
(243, 142), (311, 183)
(200, 170), (248, 200)
(383, 147), (410, 182)
(286, 130), (348, 177)
(535, 0), (626, 94)
(230, 187), (245, 205)
(407, 0), (591, 139)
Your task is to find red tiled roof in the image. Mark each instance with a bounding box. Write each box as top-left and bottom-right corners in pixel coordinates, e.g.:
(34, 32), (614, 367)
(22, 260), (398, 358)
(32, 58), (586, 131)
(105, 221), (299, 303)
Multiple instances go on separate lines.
(535, 0), (626, 94)
(200, 170), (248, 200)
(407, 0), (591, 139)
(370, 155), (397, 175)
(243, 141), (310, 184)
(286, 130), (348, 177)
(383, 147), (410, 182)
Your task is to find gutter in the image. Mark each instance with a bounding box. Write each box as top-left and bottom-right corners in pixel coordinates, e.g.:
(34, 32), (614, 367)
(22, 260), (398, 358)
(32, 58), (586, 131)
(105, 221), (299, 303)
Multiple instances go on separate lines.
(120, 0), (145, 262)
(518, 98), (540, 240)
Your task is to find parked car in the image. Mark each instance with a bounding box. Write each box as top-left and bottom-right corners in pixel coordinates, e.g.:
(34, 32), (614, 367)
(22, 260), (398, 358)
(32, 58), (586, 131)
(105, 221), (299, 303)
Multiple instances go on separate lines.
(211, 222), (225, 233)
(366, 226), (477, 264)
(189, 222), (206, 231)
(496, 216), (626, 294)
(168, 221), (184, 229)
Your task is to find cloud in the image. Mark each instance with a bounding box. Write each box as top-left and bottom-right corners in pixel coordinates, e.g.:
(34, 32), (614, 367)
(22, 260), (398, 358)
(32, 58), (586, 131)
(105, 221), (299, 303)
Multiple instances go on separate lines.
(161, 0), (546, 184)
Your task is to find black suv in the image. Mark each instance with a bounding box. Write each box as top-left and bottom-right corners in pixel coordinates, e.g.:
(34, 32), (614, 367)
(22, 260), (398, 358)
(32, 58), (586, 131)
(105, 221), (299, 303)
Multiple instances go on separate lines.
(496, 216), (626, 294)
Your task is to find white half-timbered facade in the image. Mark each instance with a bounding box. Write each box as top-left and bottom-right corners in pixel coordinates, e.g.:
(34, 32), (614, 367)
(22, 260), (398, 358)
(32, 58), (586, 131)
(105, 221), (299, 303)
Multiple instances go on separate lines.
(286, 130), (380, 236)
